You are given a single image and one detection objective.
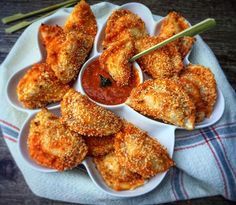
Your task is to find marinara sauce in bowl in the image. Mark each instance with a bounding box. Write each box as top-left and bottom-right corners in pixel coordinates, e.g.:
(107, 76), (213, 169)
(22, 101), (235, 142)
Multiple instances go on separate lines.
(78, 55), (143, 107)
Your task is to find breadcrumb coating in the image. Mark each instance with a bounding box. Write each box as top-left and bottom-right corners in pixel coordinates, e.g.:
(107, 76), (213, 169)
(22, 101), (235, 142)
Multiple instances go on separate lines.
(17, 63), (70, 109)
(126, 79), (196, 130)
(135, 36), (184, 79)
(64, 0), (97, 38)
(46, 30), (93, 84)
(158, 11), (195, 58)
(114, 122), (174, 178)
(61, 89), (123, 136)
(180, 64), (217, 117)
(94, 151), (145, 191)
(28, 108), (88, 171)
(84, 135), (114, 156)
(99, 39), (135, 86)
(102, 9), (148, 49)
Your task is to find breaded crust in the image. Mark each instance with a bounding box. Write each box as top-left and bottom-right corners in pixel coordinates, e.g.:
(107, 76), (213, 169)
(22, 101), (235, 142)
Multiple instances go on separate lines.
(46, 31), (93, 84)
(28, 108), (88, 171)
(180, 64), (217, 117)
(114, 122), (174, 178)
(99, 39), (135, 86)
(64, 0), (97, 38)
(102, 9), (148, 49)
(84, 135), (114, 156)
(177, 78), (206, 122)
(17, 63), (70, 109)
(126, 79), (196, 130)
(39, 24), (64, 47)
(158, 11), (195, 58)
(61, 89), (123, 136)
(94, 151), (145, 191)
(135, 36), (184, 79)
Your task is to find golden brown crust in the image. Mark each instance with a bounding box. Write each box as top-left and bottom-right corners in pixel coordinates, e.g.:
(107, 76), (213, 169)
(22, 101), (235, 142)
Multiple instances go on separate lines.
(28, 108), (88, 171)
(39, 24), (64, 47)
(177, 78), (206, 122)
(180, 64), (217, 117)
(114, 122), (174, 178)
(99, 39), (135, 86)
(17, 63), (70, 109)
(135, 36), (184, 79)
(102, 9), (148, 49)
(126, 79), (196, 130)
(46, 31), (93, 84)
(61, 89), (123, 136)
(158, 11), (195, 58)
(84, 135), (114, 156)
(64, 0), (97, 38)
(94, 151), (145, 191)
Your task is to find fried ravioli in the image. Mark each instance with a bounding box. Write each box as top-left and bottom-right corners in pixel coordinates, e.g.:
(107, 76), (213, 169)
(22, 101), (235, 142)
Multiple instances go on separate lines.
(158, 11), (195, 58)
(39, 24), (64, 47)
(84, 135), (114, 156)
(64, 0), (97, 38)
(180, 64), (217, 117)
(126, 79), (196, 130)
(28, 108), (88, 170)
(114, 122), (174, 178)
(61, 89), (122, 136)
(99, 39), (135, 86)
(135, 36), (184, 79)
(102, 9), (148, 49)
(46, 30), (93, 84)
(94, 151), (145, 191)
(177, 78), (206, 122)
(17, 63), (70, 109)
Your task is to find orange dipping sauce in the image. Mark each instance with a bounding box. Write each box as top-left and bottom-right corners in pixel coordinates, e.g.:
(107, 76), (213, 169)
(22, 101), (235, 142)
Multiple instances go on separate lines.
(82, 59), (140, 105)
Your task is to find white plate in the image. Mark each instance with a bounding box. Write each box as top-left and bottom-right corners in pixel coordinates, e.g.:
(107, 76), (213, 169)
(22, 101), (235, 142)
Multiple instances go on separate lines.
(6, 2), (225, 198)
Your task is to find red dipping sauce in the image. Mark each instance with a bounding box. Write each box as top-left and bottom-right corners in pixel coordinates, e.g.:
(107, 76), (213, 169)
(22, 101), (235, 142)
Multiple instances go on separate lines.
(82, 59), (140, 105)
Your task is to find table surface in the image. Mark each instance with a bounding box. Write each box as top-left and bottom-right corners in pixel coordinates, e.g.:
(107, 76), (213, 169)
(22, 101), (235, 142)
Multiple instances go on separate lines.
(0, 0), (235, 204)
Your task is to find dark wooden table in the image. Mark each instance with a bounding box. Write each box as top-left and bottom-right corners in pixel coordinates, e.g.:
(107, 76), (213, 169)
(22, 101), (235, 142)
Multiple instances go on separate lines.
(0, 0), (235, 204)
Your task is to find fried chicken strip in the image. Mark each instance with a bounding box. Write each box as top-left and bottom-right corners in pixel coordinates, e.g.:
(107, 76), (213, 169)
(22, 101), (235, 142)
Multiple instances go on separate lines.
(28, 108), (88, 170)
(114, 122), (174, 179)
(17, 63), (70, 109)
(126, 79), (196, 130)
(61, 89), (123, 136)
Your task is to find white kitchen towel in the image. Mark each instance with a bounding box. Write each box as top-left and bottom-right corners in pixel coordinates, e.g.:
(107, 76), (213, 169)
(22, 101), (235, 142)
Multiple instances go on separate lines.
(0, 2), (235, 204)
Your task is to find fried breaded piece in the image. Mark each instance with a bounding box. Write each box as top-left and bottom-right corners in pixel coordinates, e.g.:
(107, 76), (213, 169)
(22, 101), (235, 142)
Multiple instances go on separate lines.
(135, 36), (184, 79)
(39, 24), (64, 47)
(102, 9), (148, 49)
(126, 79), (196, 130)
(64, 0), (97, 38)
(46, 30), (93, 84)
(177, 78), (206, 122)
(94, 151), (145, 191)
(158, 11), (195, 58)
(99, 39), (135, 86)
(84, 135), (114, 156)
(180, 64), (217, 117)
(17, 63), (70, 109)
(28, 108), (88, 170)
(114, 122), (174, 179)
(61, 89), (123, 136)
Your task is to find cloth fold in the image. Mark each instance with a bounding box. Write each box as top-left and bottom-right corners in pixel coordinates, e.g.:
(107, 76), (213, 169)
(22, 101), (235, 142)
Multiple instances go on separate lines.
(0, 2), (235, 204)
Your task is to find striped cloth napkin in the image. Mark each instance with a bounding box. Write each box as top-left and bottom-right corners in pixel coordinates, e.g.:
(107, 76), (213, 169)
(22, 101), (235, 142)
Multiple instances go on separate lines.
(0, 2), (235, 204)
